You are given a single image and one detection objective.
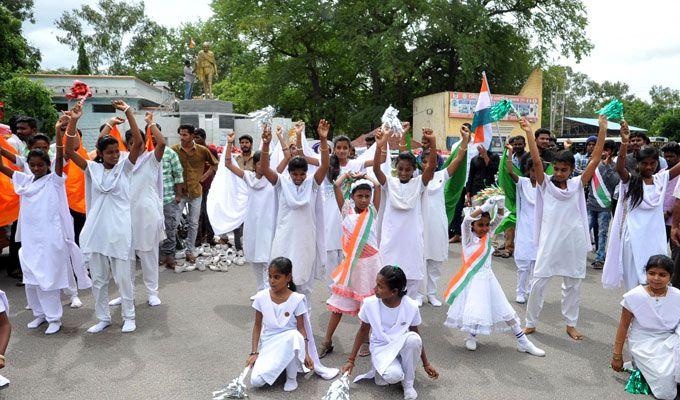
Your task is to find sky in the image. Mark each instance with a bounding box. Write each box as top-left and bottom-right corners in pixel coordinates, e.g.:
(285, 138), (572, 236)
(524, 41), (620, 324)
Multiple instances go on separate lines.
(21, 0), (680, 101)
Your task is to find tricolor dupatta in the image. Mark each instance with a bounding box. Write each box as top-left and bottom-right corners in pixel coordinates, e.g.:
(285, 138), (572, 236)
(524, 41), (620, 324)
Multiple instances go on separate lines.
(444, 234), (493, 305)
(592, 167), (611, 208)
(331, 205), (376, 287)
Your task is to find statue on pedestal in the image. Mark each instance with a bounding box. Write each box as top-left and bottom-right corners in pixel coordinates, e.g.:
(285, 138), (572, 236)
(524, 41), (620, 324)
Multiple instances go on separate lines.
(196, 42), (218, 99)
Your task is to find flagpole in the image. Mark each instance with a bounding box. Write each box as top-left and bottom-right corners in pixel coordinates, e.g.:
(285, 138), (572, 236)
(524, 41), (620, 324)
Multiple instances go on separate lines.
(482, 71), (502, 152)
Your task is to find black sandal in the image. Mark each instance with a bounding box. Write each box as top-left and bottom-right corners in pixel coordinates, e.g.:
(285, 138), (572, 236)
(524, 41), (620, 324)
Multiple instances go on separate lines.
(319, 341), (334, 358)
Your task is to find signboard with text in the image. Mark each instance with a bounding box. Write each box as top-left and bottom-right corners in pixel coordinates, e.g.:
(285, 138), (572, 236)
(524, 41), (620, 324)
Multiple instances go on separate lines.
(449, 92), (539, 122)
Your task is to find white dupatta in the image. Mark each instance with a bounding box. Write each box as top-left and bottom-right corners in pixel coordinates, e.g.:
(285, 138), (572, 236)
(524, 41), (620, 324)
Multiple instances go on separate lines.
(206, 149), (250, 235)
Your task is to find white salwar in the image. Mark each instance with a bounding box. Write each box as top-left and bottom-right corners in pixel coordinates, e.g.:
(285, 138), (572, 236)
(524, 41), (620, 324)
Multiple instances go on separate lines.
(514, 177), (538, 298)
(269, 175), (326, 295)
(621, 285), (680, 400)
(81, 158), (135, 323)
(242, 171), (277, 292)
(354, 295), (423, 392)
(526, 175), (590, 328)
(603, 171), (669, 291)
(422, 170), (449, 296)
(380, 176), (426, 299)
(321, 177), (343, 282)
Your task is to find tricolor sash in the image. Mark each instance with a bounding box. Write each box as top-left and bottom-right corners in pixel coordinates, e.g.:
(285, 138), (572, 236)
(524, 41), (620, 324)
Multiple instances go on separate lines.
(444, 234), (493, 305)
(331, 205), (375, 287)
(592, 167), (611, 208)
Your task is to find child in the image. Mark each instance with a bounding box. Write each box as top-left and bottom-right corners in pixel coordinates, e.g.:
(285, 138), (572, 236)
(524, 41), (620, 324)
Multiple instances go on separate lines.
(373, 128), (438, 304)
(247, 257), (338, 391)
(319, 175), (382, 357)
(66, 100), (144, 334)
(421, 127), (469, 306)
(261, 121), (330, 296)
(224, 132), (276, 295)
(0, 116), (91, 335)
(342, 266), (438, 400)
(0, 289), (10, 387)
(611, 255), (680, 400)
(521, 115), (606, 340)
(504, 144), (539, 304)
(603, 123), (680, 291)
(443, 196), (545, 356)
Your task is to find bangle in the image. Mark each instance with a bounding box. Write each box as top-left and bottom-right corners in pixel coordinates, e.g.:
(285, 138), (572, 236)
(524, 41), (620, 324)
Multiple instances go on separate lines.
(105, 123), (113, 129)
(65, 131), (77, 138)
(320, 146), (330, 152)
(347, 356), (356, 364)
(0, 355), (5, 361)
(123, 106), (131, 113)
(56, 145), (64, 148)
(249, 352), (259, 356)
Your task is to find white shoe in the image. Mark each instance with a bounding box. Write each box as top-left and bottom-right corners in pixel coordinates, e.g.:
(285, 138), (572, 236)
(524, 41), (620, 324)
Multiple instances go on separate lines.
(148, 295), (161, 307)
(465, 337), (477, 351)
(108, 297), (122, 306)
(174, 263), (187, 273)
(70, 296), (83, 308)
(515, 295), (526, 304)
(24, 304), (31, 310)
(45, 322), (62, 335)
(27, 317), (46, 329)
(185, 263), (196, 272)
(403, 386), (418, 400)
(201, 243), (212, 256)
(427, 295), (442, 307)
(517, 340), (545, 357)
(234, 256), (245, 266)
(174, 251), (186, 260)
(196, 258), (207, 271)
(209, 263), (220, 271)
(87, 321), (110, 333)
(122, 320), (136, 333)
(219, 261), (230, 272)
(283, 377), (298, 392)
(415, 297), (423, 307)
(225, 248), (236, 262)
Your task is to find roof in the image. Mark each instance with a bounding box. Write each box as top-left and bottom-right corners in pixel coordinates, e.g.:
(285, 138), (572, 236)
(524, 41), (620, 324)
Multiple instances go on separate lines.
(28, 74), (166, 92)
(565, 117), (647, 132)
(351, 128), (422, 149)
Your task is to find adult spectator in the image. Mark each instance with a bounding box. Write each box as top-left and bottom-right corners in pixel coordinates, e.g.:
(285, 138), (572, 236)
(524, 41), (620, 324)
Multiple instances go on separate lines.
(15, 116), (38, 153)
(172, 124), (218, 262)
(625, 132), (668, 172)
(534, 128), (554, 163)
(465, 144), (500, 203)
(183, 60), (195, 100)
(510, 135), (526, 169)
(159, 124), (184, 269)
(662, 142), (680, 242)
(586, 140), (619, 269)
(230, 134), (255, 260)
(574, 136), (597, 175)
(193, 128), (219, 247)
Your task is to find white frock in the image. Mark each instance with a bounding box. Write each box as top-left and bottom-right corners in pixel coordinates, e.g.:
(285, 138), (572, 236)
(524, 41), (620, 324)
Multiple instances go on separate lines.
(242, 171), (277, 263)
(422, 170), (449, 262)
(514, 177), (538, 262)
(321, 177), (343, 253)
(130, 152), (165, 252)
(444, 211), (518, 335)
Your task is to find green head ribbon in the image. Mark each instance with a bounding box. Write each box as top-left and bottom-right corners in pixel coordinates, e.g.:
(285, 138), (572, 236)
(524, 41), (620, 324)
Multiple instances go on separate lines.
(596, 99), (625, 122)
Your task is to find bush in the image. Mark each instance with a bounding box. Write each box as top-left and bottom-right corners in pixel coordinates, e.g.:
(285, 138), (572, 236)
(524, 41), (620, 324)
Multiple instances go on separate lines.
(651, 111), (680, 142)
(0, 76), (58, 135)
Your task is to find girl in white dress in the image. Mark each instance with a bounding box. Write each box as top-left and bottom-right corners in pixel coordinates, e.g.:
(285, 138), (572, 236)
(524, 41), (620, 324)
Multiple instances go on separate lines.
(224, 132), (277, 295)
(604, 125), (680, 291)
(66, 100), (145, 334)
(261, 121), (330, 296)
(443, 197), (544, 356)
(247, 257), (338, 392)
(373, 128), (438, 304)
(611, 255), (680, 400)
(0, 290), (10, 387)
(0, 118), (91, 335)
(342, 266), (439, 400)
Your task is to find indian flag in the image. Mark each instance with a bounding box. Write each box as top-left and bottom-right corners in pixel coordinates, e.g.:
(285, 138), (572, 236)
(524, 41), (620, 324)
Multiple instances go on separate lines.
(470, 73), (494, 150)
(444, 234), (493, 305)
(592, 167), (611, 208)
(331, 206), (375, 287)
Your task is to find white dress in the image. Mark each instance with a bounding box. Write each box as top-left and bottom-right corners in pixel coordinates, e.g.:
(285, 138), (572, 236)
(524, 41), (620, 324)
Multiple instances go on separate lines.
(422, 170), (449, 262)
(321, 177), (343, 254)
(514, 177), (538, 262)
(533, 175), (590, 279)
(130, 152), (165, 252)
(380, 176), (426, 280)
(621, 285), (680, 400)
(444, 211), (518, 335)
(242, 171), (277, 263)
(80, 158), (134, 260)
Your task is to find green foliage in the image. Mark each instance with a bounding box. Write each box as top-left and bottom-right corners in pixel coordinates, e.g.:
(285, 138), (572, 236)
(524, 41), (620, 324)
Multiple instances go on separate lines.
(76, 41), (92, 75)
(0, 4), (40, 81)
(0, 77), (58, 135)
(651, 111), (680, 141)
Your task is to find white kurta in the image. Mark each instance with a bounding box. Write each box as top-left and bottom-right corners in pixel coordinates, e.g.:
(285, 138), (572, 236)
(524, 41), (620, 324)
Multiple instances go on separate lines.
(130, 152), (165, 252)
(621, 285), (680, 400)
(321, 177), (343, 252)
(380, 176), (426, 280)
(80, 158), (134, 260)
(533, 175), (590, 279)
(422, 170), (449, 262)
(514, 177), (538, 262)
(242, 171), (277, 263)
(13, 172), (90, 291)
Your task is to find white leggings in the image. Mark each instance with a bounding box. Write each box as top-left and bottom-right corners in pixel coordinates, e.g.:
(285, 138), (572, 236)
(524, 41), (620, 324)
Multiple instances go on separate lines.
(515, 260), (535, 297)
(90, 253), (135, 322)
(378, 332), (422, 389)
(251, 262), (269, 292)
(525, 276), (581, 328)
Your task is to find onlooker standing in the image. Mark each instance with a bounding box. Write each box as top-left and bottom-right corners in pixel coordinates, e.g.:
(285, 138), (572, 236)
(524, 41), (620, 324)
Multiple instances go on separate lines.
(465, 144), (500, 203)
(574, 136), (597, 175)
(160, 132), (184, 269)
(183, 60), (195, 100)
(172, 124), (218, 262)
(192, 128), (218, 247)
(586, 140), (619, 269)
(510, 135), (526, 169)
(231, 134), (255, 261)
(662, 142), (680, 242)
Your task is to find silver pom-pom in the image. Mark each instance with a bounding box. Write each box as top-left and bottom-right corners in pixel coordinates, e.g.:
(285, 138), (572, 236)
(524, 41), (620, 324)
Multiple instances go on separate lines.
(381, 105), (404, 137)
(212, 366), (251, 399)
(248, 106), (276, 130)
(321, 372), (350, 400)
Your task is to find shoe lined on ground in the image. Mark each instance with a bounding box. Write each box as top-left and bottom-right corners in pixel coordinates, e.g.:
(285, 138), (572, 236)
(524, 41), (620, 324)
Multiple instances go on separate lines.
(121, 320), (136, 333)
(185, 251), (197, 263)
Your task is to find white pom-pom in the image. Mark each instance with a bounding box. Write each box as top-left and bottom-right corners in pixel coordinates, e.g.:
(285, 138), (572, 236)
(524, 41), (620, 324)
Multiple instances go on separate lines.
(381, 105), (404, 137)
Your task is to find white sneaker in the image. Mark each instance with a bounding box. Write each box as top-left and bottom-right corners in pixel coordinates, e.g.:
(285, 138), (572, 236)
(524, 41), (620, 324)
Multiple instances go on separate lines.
(87, 321), (110, 333)
(219, 261), (230, 272)
(283, 377), (298, 392)
(465, 337), (477, 351)
(148, 295), (161, 307)
(416, 297), (423, 307)
(185, 263), (196, 272)
(122, 320), (136, 333)
(403, 386), (418, 400)
(70, 296), (83, 308)
(517, 340), (545, 357)
(174, 264), (187, 273)
(196, 258), (207, 271)
(108, 297), (122, 306)
(225, 248), (236, 262)
(515, 295), (526, 304)
(201, 243), (212, 256)
(427, 295), (442, 307)
(234, 256), (245, 266)
(209, 263), (220, 271)
(27, 317), (46, 329)
(45, 322), (62, 335)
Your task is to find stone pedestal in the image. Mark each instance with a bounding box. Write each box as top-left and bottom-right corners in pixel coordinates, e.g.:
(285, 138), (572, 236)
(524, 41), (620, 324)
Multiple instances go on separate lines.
(179, 99), (233, 113)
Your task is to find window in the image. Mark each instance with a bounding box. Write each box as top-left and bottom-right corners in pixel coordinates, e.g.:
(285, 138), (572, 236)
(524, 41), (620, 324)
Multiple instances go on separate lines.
(92, 104), (116, 113)
(54, 103), (68, 112)
(219, 115), (234, 129)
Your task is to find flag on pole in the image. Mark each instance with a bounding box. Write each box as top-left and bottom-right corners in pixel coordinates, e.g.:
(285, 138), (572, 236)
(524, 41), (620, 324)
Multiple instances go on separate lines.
(470, 72), (494, 150)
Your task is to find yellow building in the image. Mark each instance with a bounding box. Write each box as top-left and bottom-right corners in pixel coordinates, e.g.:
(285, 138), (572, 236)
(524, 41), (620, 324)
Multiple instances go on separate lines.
(413, 69), (543, 152)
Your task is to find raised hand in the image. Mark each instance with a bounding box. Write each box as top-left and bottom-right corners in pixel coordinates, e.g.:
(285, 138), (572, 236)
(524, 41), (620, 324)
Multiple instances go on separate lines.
(376, 127), (388, 146)
(144, 111), (154, 125)
(262, 125), (272, 145)
(228, 132), (236, 144)
(70, 103), (83, 120)
(401, 121), (411, 133)
(505, 143), (513, 154)
(422, 128), (435, 148)
(620, 119), (630, 142)
(294, 121), (305, 135)
(108, 116), (126, 126)
(317, 119), (330, 140)
(111, 99), (130, 112)
(519, 117), (531, 133)
(460, 125), (471, 144)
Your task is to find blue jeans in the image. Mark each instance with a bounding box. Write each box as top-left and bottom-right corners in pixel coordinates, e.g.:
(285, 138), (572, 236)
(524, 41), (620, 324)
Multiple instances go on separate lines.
(184, 81), (193, 100)
(588, 209), (611, 262)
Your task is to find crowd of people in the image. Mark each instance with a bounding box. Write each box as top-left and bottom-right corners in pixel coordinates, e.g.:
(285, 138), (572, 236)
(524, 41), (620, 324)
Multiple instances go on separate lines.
(0, 101), (679, 399)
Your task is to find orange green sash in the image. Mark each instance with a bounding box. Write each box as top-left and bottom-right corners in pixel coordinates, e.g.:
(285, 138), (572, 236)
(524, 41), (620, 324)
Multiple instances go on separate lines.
(444, 234), (493, 305)
(331, 206), (375, 287)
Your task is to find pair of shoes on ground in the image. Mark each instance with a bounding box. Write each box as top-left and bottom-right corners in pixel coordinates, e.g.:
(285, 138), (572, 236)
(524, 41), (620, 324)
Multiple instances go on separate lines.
(86, 320), (136, 334)
(108, 296), (161, 307)
(27, 317), (61, 335)
(464, 335), (545, 357)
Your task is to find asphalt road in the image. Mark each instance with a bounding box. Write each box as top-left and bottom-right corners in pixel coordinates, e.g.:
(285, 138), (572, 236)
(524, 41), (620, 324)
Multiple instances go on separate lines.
(0, 244), (640, 400)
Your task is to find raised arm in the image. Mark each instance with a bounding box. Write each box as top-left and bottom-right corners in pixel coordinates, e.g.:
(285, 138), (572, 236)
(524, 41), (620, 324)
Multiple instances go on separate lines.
(224, 132), (245, 178)
(54, 116), (66, 176)
(421, 129), (437, 185)
(333, 172), (350, 211)
(313, 119), (330, 185)
(521, 117), (544, 185)
(145, 112), (166, 162)
(372, 128), (388, 186)
(446, 126), (470, 177)
(366, 175), (381, 210)
(610, 307), (634, 372)
(112, 100), (143, 164)
(504, 144), (520, 183)
(0, 150), (13, 178)
(581, 114), (607, 185)
(0, 147), (17, 165)
(99, 116), (125, 138)
(65, 104), (88, 171)
(260, 125), (278, 185)
(616, 121), (630, 183)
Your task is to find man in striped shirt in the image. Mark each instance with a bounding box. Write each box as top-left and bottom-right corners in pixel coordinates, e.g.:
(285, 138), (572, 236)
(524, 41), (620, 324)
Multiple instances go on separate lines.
(586, 140), (619, 269)
(160, 139), (184, 269)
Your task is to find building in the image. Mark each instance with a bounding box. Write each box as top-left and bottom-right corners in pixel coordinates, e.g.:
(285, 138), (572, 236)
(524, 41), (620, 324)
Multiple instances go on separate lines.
(412, 69), (543, 152)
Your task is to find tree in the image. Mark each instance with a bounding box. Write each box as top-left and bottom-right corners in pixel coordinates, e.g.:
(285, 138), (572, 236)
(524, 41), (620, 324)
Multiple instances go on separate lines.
(0, 4), (40, 81)
(76, 40), (92, 75)
(651, 111), (680, 141)
(2, 0), (34, 22)
(0, 77), (58, 134)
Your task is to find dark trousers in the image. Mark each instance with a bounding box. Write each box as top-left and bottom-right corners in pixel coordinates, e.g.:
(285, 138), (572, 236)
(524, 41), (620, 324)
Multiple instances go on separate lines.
(196, 189), (215, 247)
(7, 221), (20, 276)
(70, 209), (86, 246)
(233, 224), (243, 251)
(668, 226), (680, 289)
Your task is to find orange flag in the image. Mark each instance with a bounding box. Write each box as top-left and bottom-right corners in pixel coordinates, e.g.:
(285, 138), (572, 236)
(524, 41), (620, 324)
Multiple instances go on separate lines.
(108, 125), (127, 151)
(0, 135), (20, 226)
(189, 37), (195, 49)
(145, 126), (154, 151)
(62, 134), (89, 214)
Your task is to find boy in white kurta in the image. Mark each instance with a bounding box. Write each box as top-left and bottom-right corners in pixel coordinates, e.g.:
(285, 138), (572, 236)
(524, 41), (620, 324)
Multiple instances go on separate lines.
(520, 115), (606, 340)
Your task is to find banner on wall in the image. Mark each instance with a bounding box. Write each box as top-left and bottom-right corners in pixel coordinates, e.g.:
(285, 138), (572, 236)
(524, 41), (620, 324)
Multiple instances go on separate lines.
(449, 92), (539, 122)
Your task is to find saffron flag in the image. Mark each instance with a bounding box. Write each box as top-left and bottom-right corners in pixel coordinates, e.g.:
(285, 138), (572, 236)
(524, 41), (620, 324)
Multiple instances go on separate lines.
(189, 37), (196, 49)
(145, 126), (155, 151)
(444, 234), (493, 305)
(61, 134), (89, 214)
(108, 125), (127, 151)
(470, 73), (494, 150)
(443, 140), (468, 224)
(0, 135), (20, 226)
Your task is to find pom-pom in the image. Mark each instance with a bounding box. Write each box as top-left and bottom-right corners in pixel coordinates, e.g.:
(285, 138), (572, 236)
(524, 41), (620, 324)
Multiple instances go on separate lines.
(471, 186), (505, 207)
(381, 105), (404, 137)
(65, 80), (92, 104)
(212, 366), (250, 399)
(624, 368), (652, 395)
(248, 106), (276, 130)
(322, 372), (350, 400)
(490, 99), (518, 122)
(596, 99), (624, 122)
